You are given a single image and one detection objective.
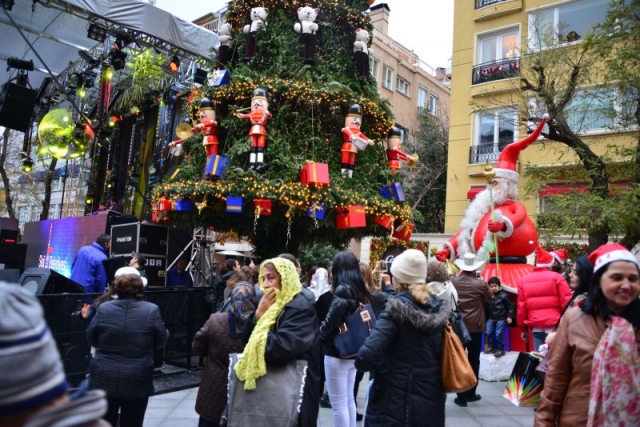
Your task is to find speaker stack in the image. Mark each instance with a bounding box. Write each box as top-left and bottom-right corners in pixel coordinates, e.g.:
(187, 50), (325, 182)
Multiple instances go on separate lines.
(0, 83), (37, 132)
(19, 268), (85, 295)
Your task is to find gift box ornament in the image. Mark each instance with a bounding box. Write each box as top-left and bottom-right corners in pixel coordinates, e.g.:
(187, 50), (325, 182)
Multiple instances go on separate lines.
(300, 161), (330, 187)
(335, 205), (366, 229)
(254, 198), (272, 216)
(157, 198), (174, 211)
(374, 215), (394, 229)
(175, 198), (194, 211)
(380, 183), (405, 202)
(306, 202), (325, 220)
(393, 222), (415, 242)
(203, 154), (229, 179)
(226, 196), (243, 213)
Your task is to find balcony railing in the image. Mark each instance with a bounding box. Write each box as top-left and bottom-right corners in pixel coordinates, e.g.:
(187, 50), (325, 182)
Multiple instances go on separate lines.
(469, 142), (510, 164)
(472, 58), (520, 85)
(475, 0), (509, 9)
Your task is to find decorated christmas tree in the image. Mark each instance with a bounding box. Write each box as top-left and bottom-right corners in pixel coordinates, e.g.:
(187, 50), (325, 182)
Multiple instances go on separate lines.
(153, 0), (416, 258)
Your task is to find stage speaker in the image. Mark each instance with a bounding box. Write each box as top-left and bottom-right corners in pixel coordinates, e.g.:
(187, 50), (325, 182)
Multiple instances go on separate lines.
(0, 82), (38, 132)
(0, 242), (27, 272)
(19, 268), (85, 295)
(0, 217), (19, 243)
(102, 256), (128, 284)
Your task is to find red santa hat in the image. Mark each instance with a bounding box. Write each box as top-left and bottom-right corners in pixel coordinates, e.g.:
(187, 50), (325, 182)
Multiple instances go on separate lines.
(495, 114), (549, 183)
(588, 243), (639, 274)
(533, 241), (554, 268)
(551, 248), (568, 265)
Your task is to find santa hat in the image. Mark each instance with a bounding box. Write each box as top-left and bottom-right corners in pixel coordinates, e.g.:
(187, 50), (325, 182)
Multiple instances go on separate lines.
(534, 242), (554, 268)
(588, 243), (639, 274)
(495, 114), (549, 183)
(551, 249), (568, 265)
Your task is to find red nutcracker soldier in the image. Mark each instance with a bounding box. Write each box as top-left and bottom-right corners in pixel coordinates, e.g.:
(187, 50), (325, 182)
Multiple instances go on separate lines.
(168, 97), (218, 158)
(386, 127), (410, 175)
(236, 88), (272, 170)
(341, 104), (374, 178)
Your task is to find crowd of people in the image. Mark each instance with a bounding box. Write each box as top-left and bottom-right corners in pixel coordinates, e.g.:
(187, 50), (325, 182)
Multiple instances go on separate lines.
(1, 233), (638, 426)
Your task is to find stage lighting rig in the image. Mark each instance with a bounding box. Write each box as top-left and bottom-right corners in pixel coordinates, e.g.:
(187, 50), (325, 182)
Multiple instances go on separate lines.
(193, 68), (208, 85)
(6, 58), (34, 71)
(169, 56), (180, 72)
(2, 0), (15, 11)
(87, 23), (107, 43)
(109, 50), (127, 71)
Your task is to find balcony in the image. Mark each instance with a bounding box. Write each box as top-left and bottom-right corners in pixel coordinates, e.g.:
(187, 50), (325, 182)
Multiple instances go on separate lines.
(474, 0), (522, 21)
(475, 0), (508, 8)
(469, 142), (510, 164)
(472, 58), (520, 86)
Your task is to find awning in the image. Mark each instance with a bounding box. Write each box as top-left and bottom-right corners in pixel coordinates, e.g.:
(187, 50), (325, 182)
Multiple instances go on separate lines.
(216, 250), (246, 257)
(467, 186), (486, 200)
(539, 185), (588, 197)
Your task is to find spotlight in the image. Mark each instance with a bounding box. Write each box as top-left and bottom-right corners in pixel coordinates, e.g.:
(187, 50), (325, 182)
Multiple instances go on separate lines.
(193, 68), (208, 85)
(2, 1), (15, 11)
(7, 57), (34, 71)
(110, 50), (127, 71)
(169, 56), (180, 72)
(85, 193), (94, 205)
(22, 158), (33, 173)
(87, 23), (107, 42)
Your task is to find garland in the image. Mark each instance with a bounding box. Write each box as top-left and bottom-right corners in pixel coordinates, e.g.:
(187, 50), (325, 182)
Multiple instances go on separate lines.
(369, 237), (429, 270)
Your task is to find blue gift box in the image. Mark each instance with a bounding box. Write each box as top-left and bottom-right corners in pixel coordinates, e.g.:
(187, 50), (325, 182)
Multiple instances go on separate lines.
(306, 202), (325, 220)
(380, 183), (405, 202)
(211, 69), (231, 87)
(203, 154), (229, 179)
(226, 196), (243, 213)
(175, 199), (194, 211)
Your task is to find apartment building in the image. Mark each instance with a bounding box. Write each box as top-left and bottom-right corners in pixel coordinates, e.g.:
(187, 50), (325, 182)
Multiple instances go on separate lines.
(445, 0), (635, 233)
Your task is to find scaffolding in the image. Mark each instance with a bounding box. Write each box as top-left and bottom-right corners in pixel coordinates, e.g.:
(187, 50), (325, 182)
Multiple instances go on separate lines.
(168, 227), (216, 287)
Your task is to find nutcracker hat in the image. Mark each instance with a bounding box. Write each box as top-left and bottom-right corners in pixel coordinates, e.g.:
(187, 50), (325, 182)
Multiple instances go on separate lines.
(534, 242), (554, 268)
(551, 249), (568, 265)
(588, 243), (639, 274)
(199, 97), (214, 110)
(495, 114), (549, 183)
(347, 103), (363, 118)
(251, 88), (267, 101)
(454, 253), (485, 272)
(388, 127), (402, 139)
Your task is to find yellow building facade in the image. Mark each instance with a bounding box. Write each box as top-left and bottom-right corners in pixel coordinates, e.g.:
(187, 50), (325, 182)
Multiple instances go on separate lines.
(446, 0), (635, 233)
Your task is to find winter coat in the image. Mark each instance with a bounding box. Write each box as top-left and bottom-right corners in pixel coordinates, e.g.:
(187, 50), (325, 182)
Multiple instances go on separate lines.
(24, 390), (110, 427)
(485, 290), (514, 321)
(192, 311), (245, 423)
(451, 273), (494, 333)
(87, 298), (168, 398)
(517, 268), (572, 330)
(70, 243), (108, 293)
(355, 292), (451, 427)
(213, 271), (234, 312)
(534, 306), (640, 426)
(319, 285), (360, 358)
(243, 288), (322, 427)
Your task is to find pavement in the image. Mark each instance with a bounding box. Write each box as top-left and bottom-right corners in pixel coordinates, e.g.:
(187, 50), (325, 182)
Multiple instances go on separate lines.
(143, 375), (536, 427)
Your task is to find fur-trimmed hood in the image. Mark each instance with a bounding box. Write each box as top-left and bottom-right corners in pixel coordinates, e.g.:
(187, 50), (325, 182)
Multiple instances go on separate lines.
(385, 292), (451, 333)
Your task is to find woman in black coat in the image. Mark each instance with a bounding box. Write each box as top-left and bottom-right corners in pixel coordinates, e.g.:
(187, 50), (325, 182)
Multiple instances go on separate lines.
(87, 270), (168, 427)
(213, 259), (239, 312)
(355, 249), (451, 427)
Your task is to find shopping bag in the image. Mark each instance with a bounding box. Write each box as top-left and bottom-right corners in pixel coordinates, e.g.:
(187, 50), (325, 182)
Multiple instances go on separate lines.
(441, 322), (476, 393)
(334, 303), (376, 358)
(227, 353), (308, 427)
(503, 352), (543, 407)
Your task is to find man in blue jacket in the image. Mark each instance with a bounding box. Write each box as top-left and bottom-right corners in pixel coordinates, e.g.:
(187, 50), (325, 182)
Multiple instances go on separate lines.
(70, 234), (111, 293)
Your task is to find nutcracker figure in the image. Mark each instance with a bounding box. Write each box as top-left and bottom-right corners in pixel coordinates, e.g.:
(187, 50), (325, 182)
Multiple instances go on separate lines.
(341, 104), (374, 178)
(236, 88), (272, 170)
(197, 97), (218, 157)
(386, 127), (410, 175)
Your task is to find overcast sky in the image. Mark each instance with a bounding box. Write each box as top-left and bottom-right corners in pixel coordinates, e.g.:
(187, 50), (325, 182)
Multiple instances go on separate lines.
(153, 0), (454, 69)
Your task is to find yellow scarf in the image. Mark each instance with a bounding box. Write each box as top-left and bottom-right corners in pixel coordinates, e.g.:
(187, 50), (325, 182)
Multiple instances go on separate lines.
(234, 257), (302, 390)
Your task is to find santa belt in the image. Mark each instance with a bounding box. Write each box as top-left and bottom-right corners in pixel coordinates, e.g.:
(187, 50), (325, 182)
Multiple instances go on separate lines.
(489, 256), (527, 264)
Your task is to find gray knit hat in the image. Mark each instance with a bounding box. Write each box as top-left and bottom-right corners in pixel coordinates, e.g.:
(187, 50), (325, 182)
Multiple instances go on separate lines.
(0, 282), (68, 417)
(390, 249), (427, 284)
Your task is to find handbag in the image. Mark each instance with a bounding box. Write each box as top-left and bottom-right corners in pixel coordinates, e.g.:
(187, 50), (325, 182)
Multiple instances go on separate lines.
(441, 321), (476, 393)
(227, 353), (308, 427)
(333, 302), (377, 358)
(450, 296), (472, 346)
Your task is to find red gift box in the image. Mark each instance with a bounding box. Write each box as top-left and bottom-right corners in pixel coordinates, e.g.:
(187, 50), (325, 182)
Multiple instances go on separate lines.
(393, 222), (415, 243)
(253, 198), (272, 216)
(336, 205), (366, 229)
(157, 199), (174, 211)
(300, 161), (330, 187)
(374, 215), (394, 229)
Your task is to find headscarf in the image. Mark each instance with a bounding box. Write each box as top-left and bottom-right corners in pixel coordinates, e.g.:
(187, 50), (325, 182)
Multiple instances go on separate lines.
(309, 268), (331, 301)
(229, 282), (257, 334)
(234, 258), (302, 390)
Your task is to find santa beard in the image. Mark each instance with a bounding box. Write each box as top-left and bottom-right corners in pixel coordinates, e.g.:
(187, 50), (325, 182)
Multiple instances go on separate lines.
(456, 181), (517, 256)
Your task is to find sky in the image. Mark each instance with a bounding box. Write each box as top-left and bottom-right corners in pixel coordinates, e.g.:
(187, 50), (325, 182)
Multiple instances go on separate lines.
(153, 0), (454, 69)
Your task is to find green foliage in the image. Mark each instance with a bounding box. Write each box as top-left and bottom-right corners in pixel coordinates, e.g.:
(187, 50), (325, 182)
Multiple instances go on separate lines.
(298, 241), (341, 270)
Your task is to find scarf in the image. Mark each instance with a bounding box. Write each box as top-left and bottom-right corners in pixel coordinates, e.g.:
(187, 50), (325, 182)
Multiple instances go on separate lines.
(587, 315), (640, 426)
(234, 258), (302, 390)
(309, 268), (331, 301)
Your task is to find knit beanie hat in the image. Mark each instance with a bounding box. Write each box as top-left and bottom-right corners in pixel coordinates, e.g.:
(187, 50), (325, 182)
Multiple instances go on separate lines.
(0, 282), (68, 417)
(390, 249), (427, 284)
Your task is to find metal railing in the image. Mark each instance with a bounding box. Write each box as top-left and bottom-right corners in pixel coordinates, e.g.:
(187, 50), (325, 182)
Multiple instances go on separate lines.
(472, 58), (520, 85)
(469, 142), (510, 164)
(475, 0), (509, 9)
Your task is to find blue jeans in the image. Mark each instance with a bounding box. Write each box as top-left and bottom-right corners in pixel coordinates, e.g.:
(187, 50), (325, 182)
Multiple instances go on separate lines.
(485, 319), (507, 351)
(532, 331), (548, 353)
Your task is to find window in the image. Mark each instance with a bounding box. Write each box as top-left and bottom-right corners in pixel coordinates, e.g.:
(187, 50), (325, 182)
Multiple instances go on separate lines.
(417, 87), (427, 108)
(18, 206), (30, 225)
(382, 65), (394, 90)
(477, 28), (519, 64)
(396, 76), (410, 96)
(566, 88), (614, 132)
(369, 56), (379, 82)
(472, 109), (517, 163)
(429, 94), (439, 115)
(51, 177), (60, 191)
(395, 124), (409, 144)
(529, 0), (611, 49)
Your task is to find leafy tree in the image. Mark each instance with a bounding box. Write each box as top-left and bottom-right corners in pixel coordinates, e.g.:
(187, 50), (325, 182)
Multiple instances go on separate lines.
(153, 0), (414, 259)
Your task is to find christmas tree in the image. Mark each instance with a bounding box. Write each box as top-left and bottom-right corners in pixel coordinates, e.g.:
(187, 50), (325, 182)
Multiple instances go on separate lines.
(153, 0), (414, 258)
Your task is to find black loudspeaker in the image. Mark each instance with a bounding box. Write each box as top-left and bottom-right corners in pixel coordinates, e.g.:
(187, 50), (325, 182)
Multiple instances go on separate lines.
(0, 83), (37, 132)
(0, 242), (27, 272)
(19, 268), (85, 295)
(0, 217), (19, 242)
(102, 256), (128, 284)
